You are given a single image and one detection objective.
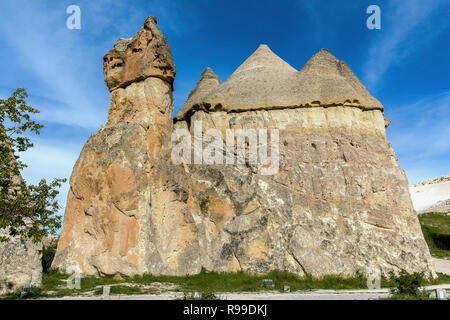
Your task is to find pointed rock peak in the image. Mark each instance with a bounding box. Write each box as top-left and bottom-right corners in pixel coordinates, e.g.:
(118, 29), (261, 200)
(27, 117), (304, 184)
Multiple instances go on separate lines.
(296, 48), (383, 110)
(144, 15), (158, 25)
(103, 15), (175, 91)
(174, 67), (221, 120)
(254, 44), (271, 53)
(300, 48), (341, 73)
(200, 67), (220, 81)
(187, 67), (220, 99)
(232, 44), (297, 75)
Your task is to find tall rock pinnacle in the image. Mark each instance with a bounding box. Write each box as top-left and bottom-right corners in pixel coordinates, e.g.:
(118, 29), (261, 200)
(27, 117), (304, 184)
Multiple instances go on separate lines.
(52, 16), (207, 276)
(103, 16), (176, 92)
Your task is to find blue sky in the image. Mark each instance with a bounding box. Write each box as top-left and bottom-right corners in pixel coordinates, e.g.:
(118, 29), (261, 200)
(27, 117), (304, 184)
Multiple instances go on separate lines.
(0, 0), (449, 217)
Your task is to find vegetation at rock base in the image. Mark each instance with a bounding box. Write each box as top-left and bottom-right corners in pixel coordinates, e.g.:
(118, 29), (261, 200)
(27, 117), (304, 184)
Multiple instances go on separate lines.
(419, 213), (450, 259)
(382, 271), (431, 300)
(42, 240), (58, 273)
(182, 289), (218, 300)
(1, 268), (449, 300)
(0, 88), (65, 243)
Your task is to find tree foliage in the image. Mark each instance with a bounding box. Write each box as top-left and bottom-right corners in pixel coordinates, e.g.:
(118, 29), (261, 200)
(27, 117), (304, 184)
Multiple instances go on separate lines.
(0, 88), (65, 243)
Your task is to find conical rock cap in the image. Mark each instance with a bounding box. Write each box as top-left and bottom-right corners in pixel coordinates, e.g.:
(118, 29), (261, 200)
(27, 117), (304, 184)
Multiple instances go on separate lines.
(175, 47), (383, 120)
(290, 49), (383, 110)
(175, 44), (297, 120)
(176, 67), (220, 119)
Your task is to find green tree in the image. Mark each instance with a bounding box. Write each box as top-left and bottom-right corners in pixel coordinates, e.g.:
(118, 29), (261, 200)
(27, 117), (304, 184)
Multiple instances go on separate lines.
(0, 88), (65, 243)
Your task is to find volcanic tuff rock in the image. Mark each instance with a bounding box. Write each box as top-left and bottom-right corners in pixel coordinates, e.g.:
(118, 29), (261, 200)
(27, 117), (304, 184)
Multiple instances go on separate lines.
(0, 154), (42, 293)
(53, 16), (435, 278)
(410, 174), (450, 214)
(103, 16), (176, 92)
(0, 231), (42, 294)
(53, 16), (207, 276)
(174, 46), (383, 121)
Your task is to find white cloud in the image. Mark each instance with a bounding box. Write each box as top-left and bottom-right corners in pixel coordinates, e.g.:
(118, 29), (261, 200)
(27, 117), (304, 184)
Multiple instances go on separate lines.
(0, 1), (108, 129)
(387, 91), (450, 184)
(363, 0), (449, 89)
(18, 138), (83, 218)
(0, 0), (190, 129)
(0, 0), (193, 220)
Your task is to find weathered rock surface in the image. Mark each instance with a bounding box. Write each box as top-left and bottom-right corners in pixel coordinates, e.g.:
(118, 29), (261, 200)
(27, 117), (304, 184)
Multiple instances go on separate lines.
(174, 106), (434, 276)
(410, 174), (450, 214)
(175, 46), (383, 121)
(103, 16), (176, 92)
(174, 46), (434, 277)
(53, 17), (207, 276)
(0, 135), (43, 294)
(0, 232), (42, 294)
(53, 15), (435, 278)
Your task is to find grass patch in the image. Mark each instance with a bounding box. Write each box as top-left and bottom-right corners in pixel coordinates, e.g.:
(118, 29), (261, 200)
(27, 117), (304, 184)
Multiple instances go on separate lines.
(109, 285), (145, 295)
(383, 293), (432, 300)
(1, 268), (378, 299)
(128, 269), (372, 293)
(1, 270), (125, 299)
(2, 267), (449, 300)
(419, 213), (450, 259)
(381, 270), (439, 300)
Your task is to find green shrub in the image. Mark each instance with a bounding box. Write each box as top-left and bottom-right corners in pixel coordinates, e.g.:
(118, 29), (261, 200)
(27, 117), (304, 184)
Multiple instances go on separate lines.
(419, 213), (450, 258)
(389, 270), (425, 296)
(198, 195), (210, 214)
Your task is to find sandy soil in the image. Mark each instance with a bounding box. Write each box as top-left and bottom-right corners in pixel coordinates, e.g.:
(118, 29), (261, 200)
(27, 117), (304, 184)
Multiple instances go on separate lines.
(409, 176), (450, 213)
(434, 258), (450, 276)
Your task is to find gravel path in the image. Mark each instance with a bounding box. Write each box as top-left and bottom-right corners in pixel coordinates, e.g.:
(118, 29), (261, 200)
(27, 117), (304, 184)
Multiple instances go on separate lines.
(40, 284), (450, 300)
(434, 258), (450, 275)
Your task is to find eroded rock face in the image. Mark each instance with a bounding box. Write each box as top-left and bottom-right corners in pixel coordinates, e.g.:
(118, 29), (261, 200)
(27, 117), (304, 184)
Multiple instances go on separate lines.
(53, 15), (435, 278)
(173, 44), (434, 277)
(53, 17), (207, 276)
(175, 107), (434, 276)
(103, 16), (176, 92)
(0, 232), (42, 294)
(0, 137), (43, 293)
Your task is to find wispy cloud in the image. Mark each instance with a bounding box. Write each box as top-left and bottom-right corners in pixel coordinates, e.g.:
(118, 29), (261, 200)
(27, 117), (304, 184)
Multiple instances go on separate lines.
(0, 0), (189, 129)
(387, 91), (450, 184)
(363, 0), (449, 89)
(0, 0), (191, 219)
(18, 137), (84, 217)
(0, 1), (107, 129)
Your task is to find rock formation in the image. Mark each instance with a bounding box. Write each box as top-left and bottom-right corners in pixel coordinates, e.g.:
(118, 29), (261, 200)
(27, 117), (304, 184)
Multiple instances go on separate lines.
(0, 152), (42, 294)
(0, 232), (42, 294)
(52, 16), (435, 278)
(410, 174), (450, 214)
(174, 45), (435, 277)
(52, 16), (207, 276)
